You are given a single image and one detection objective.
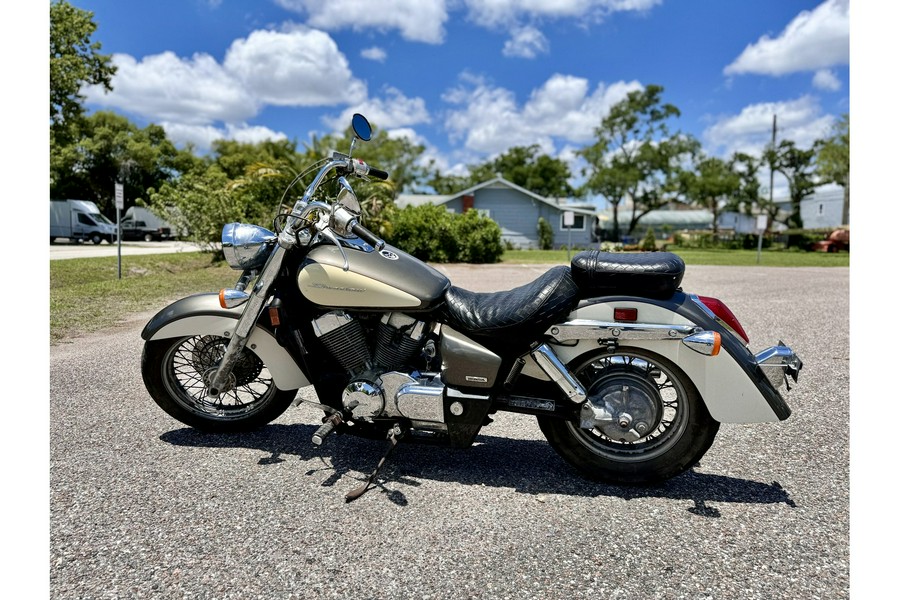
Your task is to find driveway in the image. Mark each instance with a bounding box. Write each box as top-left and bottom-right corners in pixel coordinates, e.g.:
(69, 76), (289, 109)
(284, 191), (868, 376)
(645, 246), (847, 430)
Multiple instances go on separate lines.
(48, 264), (850, 599)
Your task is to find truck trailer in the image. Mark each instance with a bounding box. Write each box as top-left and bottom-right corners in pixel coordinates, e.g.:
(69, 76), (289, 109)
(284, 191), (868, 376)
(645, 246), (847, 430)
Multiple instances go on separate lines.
(49, 199), (117, 244)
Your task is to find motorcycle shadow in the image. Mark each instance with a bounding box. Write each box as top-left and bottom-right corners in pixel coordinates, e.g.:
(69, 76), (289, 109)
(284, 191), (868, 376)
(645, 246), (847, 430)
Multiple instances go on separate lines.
(160, 423), (796, 514)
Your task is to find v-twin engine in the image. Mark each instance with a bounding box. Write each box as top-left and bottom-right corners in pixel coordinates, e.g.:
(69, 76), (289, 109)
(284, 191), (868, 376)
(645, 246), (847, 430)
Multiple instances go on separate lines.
(312, 311), (446, 428)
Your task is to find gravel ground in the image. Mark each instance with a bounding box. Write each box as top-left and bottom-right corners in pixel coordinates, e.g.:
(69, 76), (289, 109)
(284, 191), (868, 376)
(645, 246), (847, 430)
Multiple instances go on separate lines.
(49, 264), (850, 599)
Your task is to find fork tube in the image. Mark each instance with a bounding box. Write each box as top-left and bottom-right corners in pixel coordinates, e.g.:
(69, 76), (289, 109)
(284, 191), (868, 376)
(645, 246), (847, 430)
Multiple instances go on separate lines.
(206, 244), (287, 397)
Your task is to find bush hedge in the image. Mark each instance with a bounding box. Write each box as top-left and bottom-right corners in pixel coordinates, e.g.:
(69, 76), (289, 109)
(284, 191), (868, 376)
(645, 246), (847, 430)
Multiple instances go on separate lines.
(385, 204), (504, 263)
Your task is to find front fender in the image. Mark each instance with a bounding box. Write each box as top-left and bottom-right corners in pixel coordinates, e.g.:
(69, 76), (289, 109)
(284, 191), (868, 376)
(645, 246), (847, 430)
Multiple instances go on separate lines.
(141, 293), (310, 391)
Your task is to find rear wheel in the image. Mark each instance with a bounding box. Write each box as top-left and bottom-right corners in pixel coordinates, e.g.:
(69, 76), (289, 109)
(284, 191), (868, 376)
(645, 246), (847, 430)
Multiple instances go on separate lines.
(537, 347), (719, 484)
(142, 335), (297, 432)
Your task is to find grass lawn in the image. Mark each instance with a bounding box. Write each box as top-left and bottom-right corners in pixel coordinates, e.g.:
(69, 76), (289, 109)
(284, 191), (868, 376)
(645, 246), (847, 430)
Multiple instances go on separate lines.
(50, 253), (236, 343)
(502, 248), (850, 267)
(50, 246), (848, 343)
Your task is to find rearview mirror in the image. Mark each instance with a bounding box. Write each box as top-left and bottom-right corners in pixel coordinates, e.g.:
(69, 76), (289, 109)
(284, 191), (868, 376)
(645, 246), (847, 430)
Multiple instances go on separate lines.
(351, 113), (372, 142)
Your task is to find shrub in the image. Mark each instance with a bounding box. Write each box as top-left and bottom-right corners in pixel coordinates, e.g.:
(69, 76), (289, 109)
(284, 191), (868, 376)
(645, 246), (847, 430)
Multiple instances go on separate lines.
(639, 228), (657, 251)
(385, 204), (504, 263)
(537, 217), (554, 250)
(452, 209), (504, 263)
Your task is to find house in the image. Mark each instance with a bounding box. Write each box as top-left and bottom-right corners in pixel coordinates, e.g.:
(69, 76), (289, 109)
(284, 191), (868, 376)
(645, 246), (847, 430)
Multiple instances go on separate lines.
(719, 187), (847, 234)
(396, 176), (598, 249)
(594, 206), (714, 242)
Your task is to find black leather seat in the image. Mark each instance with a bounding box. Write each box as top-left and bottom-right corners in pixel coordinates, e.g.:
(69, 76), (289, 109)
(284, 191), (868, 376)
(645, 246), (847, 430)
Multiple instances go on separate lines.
(570, 250), (685, 299)
(440, 266), (580, 350)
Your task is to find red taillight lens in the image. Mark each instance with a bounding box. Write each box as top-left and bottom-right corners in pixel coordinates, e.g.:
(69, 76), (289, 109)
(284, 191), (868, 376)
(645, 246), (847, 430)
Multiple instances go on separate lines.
(697, 295), (750, 344)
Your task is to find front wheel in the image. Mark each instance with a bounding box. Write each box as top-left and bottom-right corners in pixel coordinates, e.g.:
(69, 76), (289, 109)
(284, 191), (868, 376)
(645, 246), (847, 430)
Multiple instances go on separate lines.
(537, 347), (719, 484)
(142, 335), (297, 432)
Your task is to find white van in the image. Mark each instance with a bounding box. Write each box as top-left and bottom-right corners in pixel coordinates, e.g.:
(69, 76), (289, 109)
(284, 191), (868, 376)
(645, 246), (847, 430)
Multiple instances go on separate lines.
(50, 199), (117, 244)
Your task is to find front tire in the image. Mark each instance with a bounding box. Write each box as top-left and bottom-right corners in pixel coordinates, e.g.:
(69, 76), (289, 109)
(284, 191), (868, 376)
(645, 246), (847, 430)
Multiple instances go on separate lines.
(142, 335), (297, 432)
(537, 347), (719, 484)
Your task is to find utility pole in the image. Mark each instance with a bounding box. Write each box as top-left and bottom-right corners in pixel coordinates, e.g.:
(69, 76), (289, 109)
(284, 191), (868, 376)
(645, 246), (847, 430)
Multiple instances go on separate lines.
(759, 114), (776, 265)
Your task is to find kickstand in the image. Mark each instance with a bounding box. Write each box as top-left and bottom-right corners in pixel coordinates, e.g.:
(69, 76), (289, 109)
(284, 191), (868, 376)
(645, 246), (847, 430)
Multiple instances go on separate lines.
(345, 424), (405, 503)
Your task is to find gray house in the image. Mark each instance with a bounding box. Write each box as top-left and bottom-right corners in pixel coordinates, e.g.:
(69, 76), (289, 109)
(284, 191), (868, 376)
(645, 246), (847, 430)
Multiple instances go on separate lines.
(397, 176), (598, 249)
(719, 187), (847, 234)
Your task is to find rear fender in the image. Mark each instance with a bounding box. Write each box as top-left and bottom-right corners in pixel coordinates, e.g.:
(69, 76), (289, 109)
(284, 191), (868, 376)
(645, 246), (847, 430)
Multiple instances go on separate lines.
(141, 293), (310, 391)
(533, 295), (787, 424)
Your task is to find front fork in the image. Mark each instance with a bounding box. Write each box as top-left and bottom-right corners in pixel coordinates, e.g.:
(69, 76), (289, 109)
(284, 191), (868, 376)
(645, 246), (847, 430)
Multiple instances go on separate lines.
(206, 243), (288, 397)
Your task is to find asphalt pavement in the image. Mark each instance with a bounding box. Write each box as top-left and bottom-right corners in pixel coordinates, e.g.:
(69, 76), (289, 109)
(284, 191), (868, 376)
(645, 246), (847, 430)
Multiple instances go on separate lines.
(48, 263), (851, 599)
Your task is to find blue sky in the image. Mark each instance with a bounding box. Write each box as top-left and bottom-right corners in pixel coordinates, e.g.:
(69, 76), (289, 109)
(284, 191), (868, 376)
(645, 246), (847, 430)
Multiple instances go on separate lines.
(70, 0), (850, 201)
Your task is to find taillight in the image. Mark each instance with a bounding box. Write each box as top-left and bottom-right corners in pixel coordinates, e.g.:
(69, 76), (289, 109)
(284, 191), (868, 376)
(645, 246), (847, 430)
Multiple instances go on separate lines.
(697, 295), (750, 344)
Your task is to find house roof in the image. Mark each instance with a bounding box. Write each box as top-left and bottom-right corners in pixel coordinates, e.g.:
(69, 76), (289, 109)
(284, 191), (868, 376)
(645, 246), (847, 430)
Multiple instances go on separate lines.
(596, 208), (714, 228)
(397, 176), (597, 216)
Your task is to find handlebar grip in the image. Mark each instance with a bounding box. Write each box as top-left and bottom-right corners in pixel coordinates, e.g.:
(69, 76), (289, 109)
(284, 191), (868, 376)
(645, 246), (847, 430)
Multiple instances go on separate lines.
(367, 167), (389, 180)
(351, 221), (385, 250)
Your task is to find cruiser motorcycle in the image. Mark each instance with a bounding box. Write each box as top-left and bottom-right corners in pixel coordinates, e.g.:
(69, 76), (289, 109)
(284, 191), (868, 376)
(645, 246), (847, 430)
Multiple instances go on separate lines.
(141, 114), (802, 500)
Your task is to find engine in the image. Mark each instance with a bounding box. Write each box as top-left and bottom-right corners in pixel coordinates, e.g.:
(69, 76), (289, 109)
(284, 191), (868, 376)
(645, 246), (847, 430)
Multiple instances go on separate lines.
(311, 311), (446, 427)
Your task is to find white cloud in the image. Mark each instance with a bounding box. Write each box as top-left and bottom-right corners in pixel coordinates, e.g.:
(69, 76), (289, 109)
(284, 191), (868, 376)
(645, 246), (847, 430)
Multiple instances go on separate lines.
(275, 0), (448, 43)
(724, 0), (849, 76)
(812, 69), (842, 91)
(160, 122), (288, 152)
(323, 87), (431, 132)
(464, 0), (661, 29)
(444, 74), (642, 155)
(361, 46), (388, 62)
(502, 26), (549, 58)
(82, 26), (369, 150)
(82, 52), (258, 125)
(223, 27), (366, 106)
(703, 96), (835, 157)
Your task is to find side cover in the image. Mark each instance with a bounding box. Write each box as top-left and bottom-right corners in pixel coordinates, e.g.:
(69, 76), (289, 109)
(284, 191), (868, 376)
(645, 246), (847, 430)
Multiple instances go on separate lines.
(141, 293), (310, 391)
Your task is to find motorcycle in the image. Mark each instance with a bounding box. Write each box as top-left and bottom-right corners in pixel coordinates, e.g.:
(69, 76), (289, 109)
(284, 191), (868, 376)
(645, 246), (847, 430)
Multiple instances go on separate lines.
(141, 114), (802, 501)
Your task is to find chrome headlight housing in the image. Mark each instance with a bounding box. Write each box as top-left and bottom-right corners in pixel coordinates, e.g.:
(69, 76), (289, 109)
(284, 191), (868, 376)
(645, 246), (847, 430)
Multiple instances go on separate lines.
(221, 223), (276, 271)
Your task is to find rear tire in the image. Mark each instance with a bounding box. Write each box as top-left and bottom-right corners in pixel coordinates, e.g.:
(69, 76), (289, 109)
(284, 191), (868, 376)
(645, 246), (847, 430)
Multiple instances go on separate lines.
(142, 335), (297, 432)
(537, 347), (719, 484)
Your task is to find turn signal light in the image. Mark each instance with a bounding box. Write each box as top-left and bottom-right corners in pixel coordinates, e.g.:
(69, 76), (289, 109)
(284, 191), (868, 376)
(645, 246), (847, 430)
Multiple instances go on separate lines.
(682, 331), (722, 356)
(219, 288), (251, 309)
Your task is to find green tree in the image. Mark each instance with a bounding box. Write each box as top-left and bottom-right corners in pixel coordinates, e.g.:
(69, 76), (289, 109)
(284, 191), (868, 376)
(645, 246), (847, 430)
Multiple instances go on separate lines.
(50, 0), (116, 145)
(429, 145), (576, 198)
(766, 140), (819, 229)
(680, 155), (742, 240)
(578, 85), (690, 241)
(817, 113), (850, 225)
(50, 111), (199, 215)
(147, 169), (250, 252)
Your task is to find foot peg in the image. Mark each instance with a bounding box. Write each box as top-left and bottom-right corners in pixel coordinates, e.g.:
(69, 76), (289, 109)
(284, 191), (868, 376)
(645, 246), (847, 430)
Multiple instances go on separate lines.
(312, 413), (343, 445)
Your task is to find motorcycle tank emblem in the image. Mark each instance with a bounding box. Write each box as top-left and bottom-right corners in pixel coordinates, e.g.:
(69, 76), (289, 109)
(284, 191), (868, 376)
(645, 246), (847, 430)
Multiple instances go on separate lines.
(379, 250), (399, 260)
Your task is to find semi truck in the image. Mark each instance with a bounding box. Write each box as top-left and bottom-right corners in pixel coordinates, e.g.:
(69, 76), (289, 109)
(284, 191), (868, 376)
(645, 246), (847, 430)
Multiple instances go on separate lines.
(49, 199), (117, 244)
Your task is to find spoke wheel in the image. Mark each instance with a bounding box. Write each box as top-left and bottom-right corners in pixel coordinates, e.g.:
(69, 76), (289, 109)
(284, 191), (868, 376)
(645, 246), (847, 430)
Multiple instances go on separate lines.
(142, 335), (297, 432)
(537, 347), (719, 484)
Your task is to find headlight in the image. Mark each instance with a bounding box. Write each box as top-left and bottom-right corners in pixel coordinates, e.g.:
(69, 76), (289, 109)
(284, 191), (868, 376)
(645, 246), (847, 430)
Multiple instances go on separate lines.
(221, 223), (276, 270)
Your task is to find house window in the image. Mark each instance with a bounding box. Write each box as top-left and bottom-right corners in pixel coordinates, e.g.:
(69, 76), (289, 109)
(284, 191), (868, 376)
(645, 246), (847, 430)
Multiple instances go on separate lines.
(559, 213), (586, 230)
(476, 209), (491, 218)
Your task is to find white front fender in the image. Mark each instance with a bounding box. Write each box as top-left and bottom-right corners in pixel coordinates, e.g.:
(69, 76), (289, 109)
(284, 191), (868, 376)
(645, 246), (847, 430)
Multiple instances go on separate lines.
(147, 313), (310, 392)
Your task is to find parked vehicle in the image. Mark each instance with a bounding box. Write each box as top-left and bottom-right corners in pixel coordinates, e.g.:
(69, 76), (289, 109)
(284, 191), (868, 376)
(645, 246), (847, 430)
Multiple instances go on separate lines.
(811, 228), (849, 253)
(50, 199), (116, 244)
(119, 206), (173, 242)
(140, 114), (803, 501)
